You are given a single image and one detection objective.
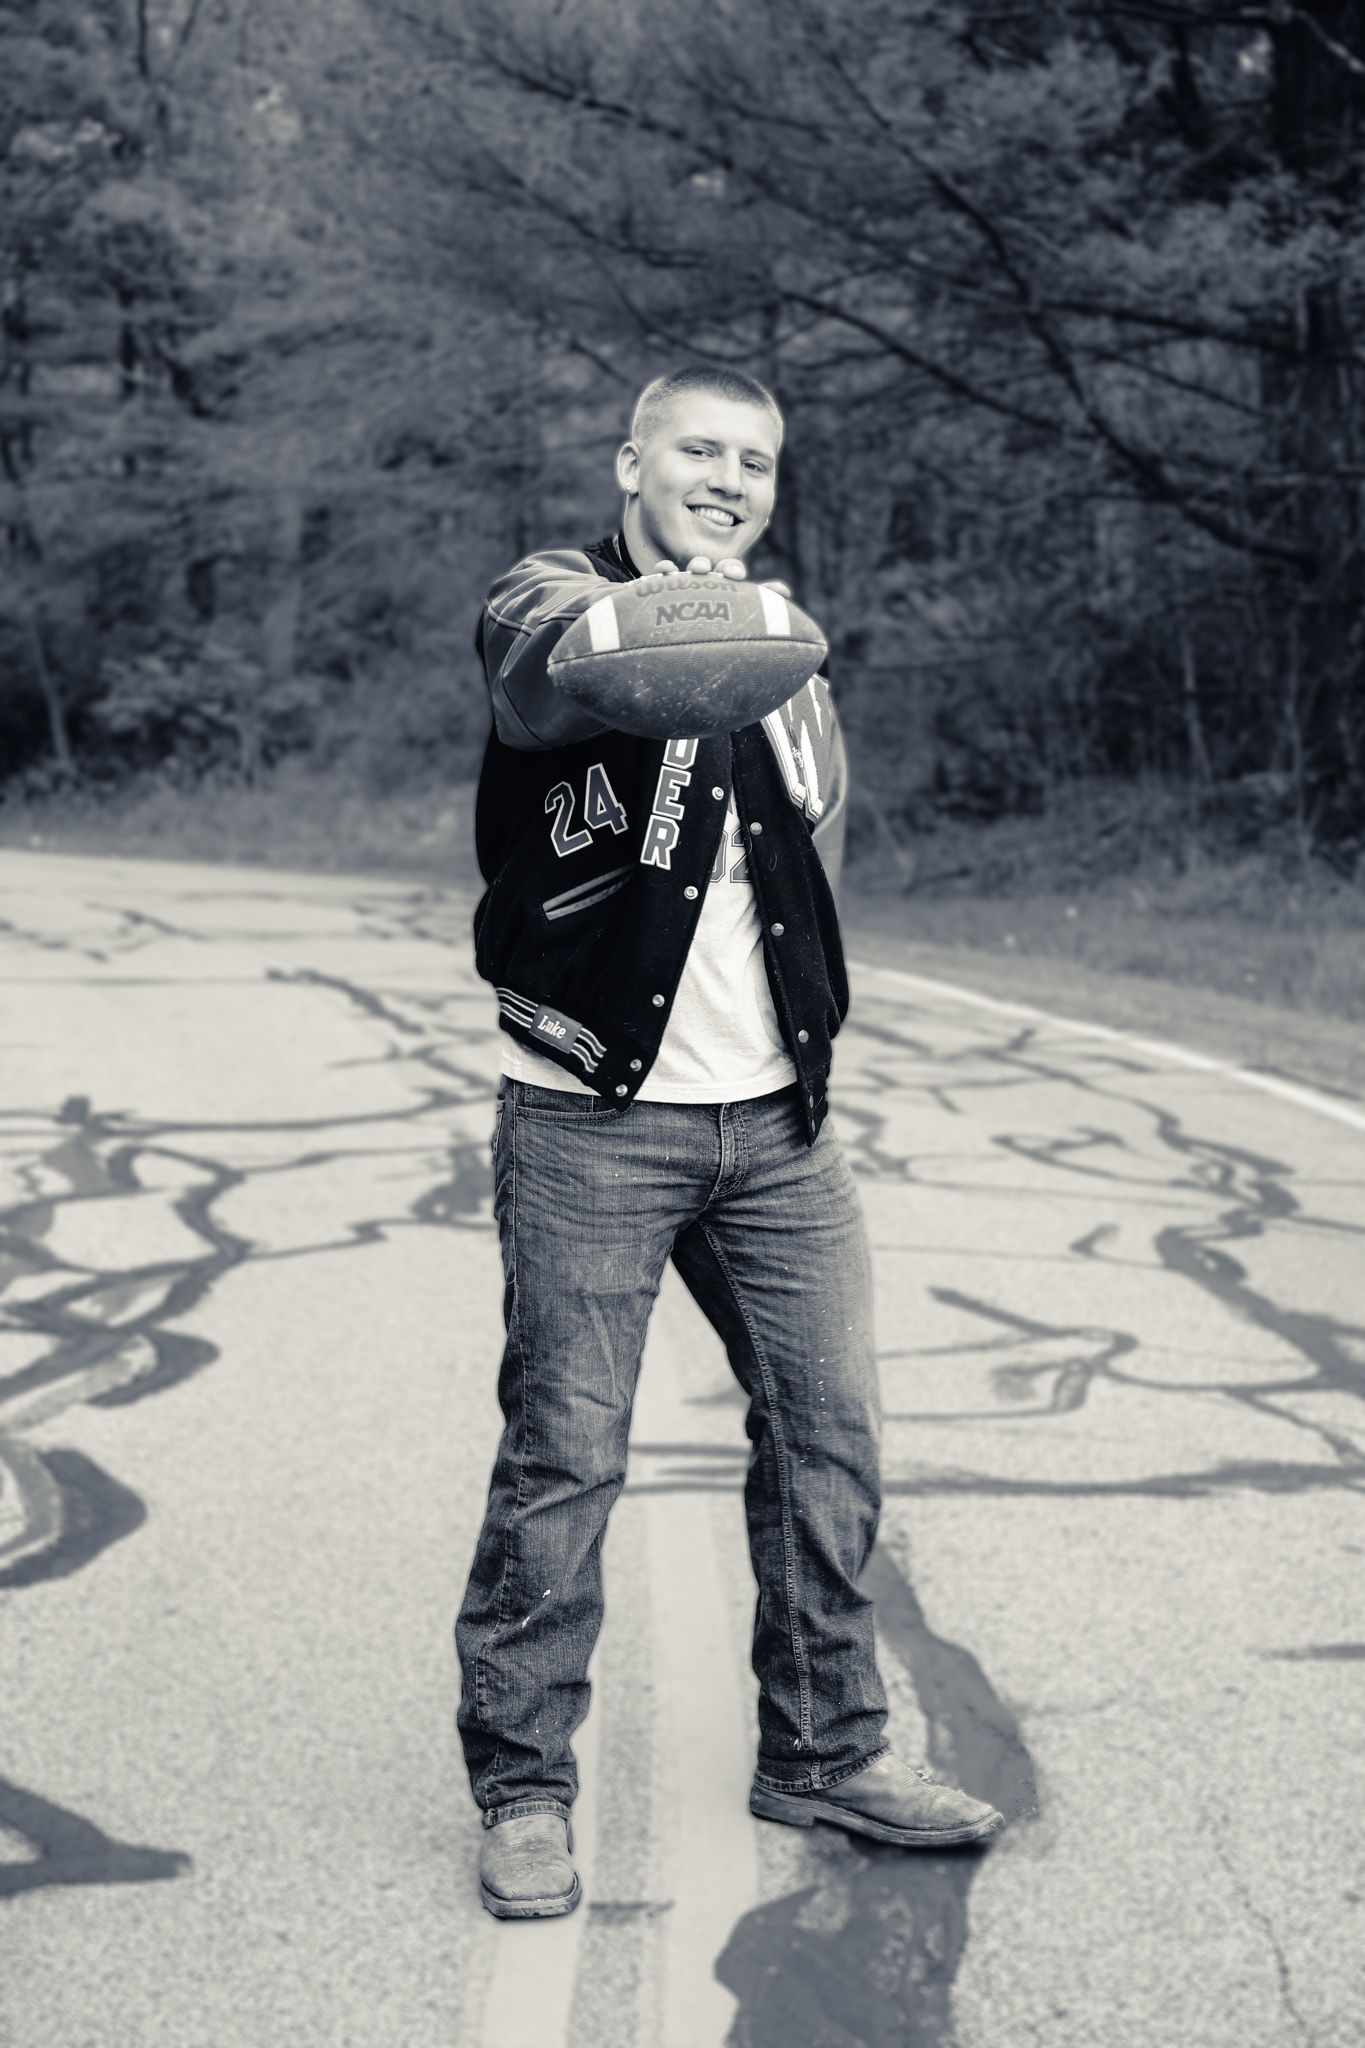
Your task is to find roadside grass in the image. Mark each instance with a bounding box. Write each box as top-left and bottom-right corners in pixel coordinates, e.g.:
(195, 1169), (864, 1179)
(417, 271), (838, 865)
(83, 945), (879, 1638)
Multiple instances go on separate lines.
(841, 796), (1365, 1098)
(843, 911), (1365, 1104)
(845, 869), (1365, 1021)
(4, 766), (1362, 1095)
(844, 784), (1365, 1023)
(0, 763), (483, 890)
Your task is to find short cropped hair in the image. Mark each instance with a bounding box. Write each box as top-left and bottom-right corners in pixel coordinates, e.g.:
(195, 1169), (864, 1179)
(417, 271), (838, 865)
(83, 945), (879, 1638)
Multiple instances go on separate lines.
(629, 366), (784, 450)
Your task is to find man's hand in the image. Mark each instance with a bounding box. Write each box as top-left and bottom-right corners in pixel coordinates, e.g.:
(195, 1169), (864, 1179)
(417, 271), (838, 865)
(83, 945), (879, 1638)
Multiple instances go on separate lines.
(689, 555), (747, 579)
(639, 556), (792, 598)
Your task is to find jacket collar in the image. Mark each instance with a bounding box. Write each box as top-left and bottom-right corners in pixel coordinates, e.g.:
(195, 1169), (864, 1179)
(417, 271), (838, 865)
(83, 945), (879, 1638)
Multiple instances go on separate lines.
(585, 531), (641, 582)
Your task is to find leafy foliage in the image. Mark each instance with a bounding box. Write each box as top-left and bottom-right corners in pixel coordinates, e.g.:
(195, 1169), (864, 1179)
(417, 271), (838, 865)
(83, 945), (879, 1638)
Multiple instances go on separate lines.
(371, 0), (1365, 843)
(3, 0), (1363, 858)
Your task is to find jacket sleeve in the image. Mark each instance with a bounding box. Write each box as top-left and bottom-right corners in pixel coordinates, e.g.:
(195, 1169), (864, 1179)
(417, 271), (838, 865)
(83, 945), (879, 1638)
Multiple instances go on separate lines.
(809, 703), (848, 911)
(479, 550), (618, 752)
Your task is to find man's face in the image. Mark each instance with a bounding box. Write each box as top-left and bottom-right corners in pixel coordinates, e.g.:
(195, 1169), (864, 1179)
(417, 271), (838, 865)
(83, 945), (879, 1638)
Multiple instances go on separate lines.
(617, 393), (780, 569)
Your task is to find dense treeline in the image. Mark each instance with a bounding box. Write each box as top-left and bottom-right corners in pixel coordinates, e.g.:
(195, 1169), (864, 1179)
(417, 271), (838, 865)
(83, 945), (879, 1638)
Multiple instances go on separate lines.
(3, 1), (1363, 863)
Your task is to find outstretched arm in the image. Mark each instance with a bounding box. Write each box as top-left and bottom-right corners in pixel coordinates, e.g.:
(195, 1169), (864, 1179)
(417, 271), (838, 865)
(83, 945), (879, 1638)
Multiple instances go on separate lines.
(480, 551), (618, 752)
(480, 552), (757, 751)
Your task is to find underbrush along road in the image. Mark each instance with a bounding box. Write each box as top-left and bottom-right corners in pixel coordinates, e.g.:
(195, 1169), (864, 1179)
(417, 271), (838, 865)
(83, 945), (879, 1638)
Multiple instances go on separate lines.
(1, 851), (1361, 2048)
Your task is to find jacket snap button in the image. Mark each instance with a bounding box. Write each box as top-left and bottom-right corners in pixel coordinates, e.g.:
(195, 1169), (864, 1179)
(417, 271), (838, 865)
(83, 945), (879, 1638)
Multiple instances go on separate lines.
(684, 885), (698, 900)
(797, 1029), (809, 1044)
(711, 786), (725, 799)
(615, 1085), (628, 1097)
(771, 922), (785, 937)
(630, 1058), (642, 1072)
(652, 993), (665, 1007)
(749, 821), (763, 835)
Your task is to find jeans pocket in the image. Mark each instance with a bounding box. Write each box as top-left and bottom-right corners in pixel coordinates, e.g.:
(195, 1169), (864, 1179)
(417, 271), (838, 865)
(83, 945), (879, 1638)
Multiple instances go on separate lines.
(511, 1080), (614, 1123)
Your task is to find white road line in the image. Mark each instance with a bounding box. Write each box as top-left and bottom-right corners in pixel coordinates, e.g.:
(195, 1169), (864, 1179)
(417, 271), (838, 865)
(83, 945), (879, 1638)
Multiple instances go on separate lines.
(634, 1291), (759, 2048)
(648, 1494), (756, 2047)
(478, 1661), (604, 2046)
(476, 1276), (761, 2048)
(848, 960), (1365, 1139)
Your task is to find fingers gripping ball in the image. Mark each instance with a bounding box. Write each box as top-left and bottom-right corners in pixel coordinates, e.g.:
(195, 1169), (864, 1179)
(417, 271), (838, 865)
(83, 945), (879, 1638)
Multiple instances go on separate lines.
(547, 575), (828, 739)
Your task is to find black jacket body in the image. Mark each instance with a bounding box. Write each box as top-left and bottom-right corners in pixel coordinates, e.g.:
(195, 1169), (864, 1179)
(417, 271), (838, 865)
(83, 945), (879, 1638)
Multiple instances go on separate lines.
(471, 532), (851, 1143)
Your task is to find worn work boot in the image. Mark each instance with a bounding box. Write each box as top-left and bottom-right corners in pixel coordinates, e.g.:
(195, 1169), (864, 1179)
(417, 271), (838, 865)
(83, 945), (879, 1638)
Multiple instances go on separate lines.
(479, 1813), (582, 1919)
(750, 1753), (1004, 1848)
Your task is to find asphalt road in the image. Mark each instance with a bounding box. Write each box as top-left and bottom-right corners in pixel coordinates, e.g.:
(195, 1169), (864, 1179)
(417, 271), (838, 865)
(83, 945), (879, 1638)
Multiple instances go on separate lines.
(2, 849), (1363, 2048)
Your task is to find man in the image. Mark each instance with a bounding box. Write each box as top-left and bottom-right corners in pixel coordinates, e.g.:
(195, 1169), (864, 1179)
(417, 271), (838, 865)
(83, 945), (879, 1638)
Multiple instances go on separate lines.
(457, 366), (1004, 1920)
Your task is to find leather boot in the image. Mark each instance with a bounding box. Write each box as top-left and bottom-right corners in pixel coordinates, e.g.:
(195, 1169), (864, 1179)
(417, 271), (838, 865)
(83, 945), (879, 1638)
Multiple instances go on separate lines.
(479, 1813), (581, 1919)
(751, 1753), (1004, 1847)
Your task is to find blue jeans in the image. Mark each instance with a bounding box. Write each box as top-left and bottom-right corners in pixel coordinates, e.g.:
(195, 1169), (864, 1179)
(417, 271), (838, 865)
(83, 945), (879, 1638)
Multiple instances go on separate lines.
(455, 1077), (889, 1827)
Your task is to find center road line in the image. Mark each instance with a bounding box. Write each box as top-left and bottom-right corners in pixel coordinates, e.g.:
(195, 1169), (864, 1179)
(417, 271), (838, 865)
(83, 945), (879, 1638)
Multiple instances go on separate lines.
(473, 1273), (761, 2048)
(848, 958), (1365, 1136)
(478, 1642), (604, 2046)
(632, 1279), (760, 2048)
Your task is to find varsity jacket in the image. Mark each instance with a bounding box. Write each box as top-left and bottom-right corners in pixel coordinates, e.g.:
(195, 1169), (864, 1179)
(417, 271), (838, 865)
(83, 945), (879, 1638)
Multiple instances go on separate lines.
(471, 531), (851, 1144)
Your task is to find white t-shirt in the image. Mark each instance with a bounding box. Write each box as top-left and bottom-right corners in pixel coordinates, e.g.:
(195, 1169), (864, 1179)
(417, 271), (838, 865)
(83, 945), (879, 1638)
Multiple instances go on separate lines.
(499, 795), (798, 1101)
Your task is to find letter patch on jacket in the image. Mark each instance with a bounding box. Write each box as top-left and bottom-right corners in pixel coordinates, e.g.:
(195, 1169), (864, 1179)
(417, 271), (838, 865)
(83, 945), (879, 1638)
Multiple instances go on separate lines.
(546, 764), (629, 860)
(762, 677), (829, 823)
(640, 736), (699, 871)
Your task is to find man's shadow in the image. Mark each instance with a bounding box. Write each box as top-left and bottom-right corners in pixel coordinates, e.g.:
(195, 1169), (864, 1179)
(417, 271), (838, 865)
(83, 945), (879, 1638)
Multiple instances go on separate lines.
(717, 1546), (1037, 2048)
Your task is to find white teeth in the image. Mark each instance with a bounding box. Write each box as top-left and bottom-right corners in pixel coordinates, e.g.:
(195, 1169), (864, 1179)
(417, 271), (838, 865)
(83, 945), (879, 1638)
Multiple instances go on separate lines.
(692, 507), (739, 526)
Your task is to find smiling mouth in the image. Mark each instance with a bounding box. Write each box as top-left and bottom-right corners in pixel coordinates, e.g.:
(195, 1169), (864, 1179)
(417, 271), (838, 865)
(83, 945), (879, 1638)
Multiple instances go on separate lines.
(689, 505), (742, 528)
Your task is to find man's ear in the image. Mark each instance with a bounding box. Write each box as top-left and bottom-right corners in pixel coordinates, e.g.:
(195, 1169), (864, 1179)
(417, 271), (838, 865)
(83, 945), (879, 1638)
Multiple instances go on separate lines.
(616, 440), (641, 495)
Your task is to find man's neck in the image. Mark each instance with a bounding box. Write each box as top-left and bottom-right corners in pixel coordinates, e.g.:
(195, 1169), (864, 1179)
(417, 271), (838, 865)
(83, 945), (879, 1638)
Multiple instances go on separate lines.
(591, 529), (641, 580)
(617, 506), (648, 577)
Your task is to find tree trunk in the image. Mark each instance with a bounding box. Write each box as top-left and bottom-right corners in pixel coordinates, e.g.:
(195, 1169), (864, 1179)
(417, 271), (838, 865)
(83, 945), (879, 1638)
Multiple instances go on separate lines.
(29, 616), (76, 776)
(261, 483), (304, 693)
(1179, 623), (1212, 789)
(853, 782), (917, 888)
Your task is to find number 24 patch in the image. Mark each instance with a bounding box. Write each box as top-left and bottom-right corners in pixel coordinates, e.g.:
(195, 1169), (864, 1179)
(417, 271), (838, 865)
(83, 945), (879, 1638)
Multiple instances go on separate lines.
(544, 763), (629, 858)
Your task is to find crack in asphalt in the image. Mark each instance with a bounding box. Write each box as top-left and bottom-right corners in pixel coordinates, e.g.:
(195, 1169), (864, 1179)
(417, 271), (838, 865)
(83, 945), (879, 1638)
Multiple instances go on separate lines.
(3, 882), (1361, 2037)
(0, 1448), (146, 1590)
(839, 996), (1365, 1480)
(0, 1775), (191, 1899)
(0, 1001), (498, 1899)
(0, 1083), (494, 1591)
(1205, 1811), (1314, 2045)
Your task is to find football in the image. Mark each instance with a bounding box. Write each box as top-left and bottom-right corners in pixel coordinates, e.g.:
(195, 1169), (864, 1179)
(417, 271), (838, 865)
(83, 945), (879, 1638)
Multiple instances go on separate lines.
(547, 574), (827, 739)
